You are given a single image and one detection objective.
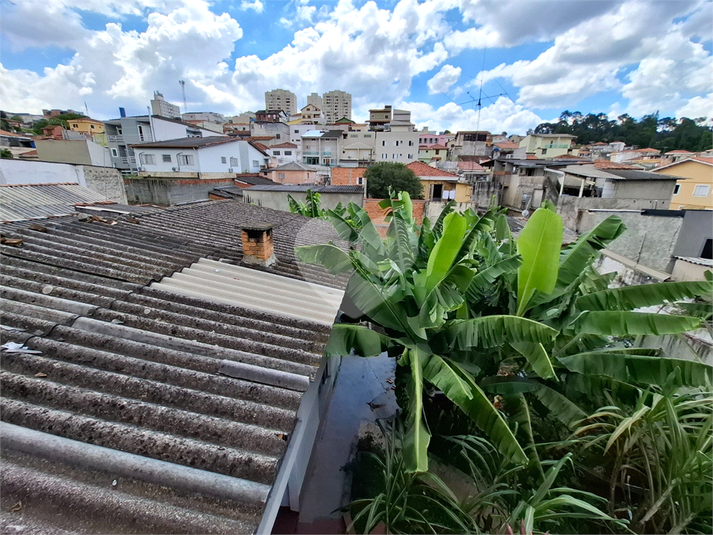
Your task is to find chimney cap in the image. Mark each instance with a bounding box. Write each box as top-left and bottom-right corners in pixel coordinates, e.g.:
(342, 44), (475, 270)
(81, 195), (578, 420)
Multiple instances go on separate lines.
(241, 222), (273, 232)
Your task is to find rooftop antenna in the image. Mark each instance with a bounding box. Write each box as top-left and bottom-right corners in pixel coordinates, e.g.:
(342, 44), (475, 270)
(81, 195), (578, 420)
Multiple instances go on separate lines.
(454, 48), (510, 131)
(179, 80), (187, 113)
(84, 101), (89, 117)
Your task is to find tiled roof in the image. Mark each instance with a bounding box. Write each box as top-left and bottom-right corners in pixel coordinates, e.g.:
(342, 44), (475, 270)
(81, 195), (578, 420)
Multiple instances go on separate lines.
(0, 184), (108, 223)
(494, 141), (519, 149)
(270, 142), (298, 149)
(457, 161), (485, 171)
(270, 162), (318, 172)
(666, 150), (693, 154)
(234, 175), (276, 186)
(0, 200), (347, 533)
(406, 161), (458, 178)
(593, 161), (638, 170)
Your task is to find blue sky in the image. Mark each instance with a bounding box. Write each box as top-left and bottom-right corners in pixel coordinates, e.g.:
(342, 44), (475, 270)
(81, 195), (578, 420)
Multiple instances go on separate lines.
(1, 0), (711, 134)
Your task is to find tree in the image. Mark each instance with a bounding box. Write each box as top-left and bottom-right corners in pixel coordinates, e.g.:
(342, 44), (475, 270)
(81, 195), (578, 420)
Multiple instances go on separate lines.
(297, 197), (712, 475)
(365, 162), (423, 199)
(1, 149), (13, 159)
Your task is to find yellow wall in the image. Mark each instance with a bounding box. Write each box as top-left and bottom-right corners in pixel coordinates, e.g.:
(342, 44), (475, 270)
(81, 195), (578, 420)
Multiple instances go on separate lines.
(68, 119), (105, 135)
(420, 179), (470, 202)
(656, 160), (713, 210)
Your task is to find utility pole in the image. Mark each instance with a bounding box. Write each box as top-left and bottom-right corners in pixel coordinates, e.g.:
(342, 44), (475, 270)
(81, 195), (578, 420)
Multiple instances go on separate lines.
(179, 80), (187, 113)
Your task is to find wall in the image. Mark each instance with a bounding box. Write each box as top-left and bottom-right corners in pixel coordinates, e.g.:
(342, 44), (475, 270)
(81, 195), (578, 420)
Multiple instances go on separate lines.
(86, 140), (113, 167)
(612, 180), (675, 203)
(673, 210), (713, 258)
(35, 140), (92, 166)
(124, 177), (234, 206)
(373, 130), (419, 163)
(331, 167), (366, 185)
(584, 211), (685, 273)
(364, 198), (425, 236)
(423, 200), (479, 221)
(558, 196), (674, 232)
(660, 160), (713, 210)
(244, 190), (363, 212)
(671, 258), (712, 281)
(472, 181), (502, 209)
(78, 166), (127, 204)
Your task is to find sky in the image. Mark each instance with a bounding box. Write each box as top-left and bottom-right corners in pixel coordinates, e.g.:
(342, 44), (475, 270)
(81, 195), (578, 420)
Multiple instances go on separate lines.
(1, 0), (711, 134)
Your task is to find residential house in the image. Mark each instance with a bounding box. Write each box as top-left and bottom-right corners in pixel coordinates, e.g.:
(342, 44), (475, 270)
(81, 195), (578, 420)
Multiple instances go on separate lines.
(243, 184), (363, 212)
(519, 133), (577, 159)
(492, 140), (520, 159)
(266, 142), (299, 166)
(407, 161), (470, 202)
(418, 143), (448, 162)
(299, 104), (324, 125)
(130, 136), (268, 177)
(610, 147), (661, 164)
(491, 158), (580, 210)
(368, 105), (394, 131)
(104, 115), (223, 173)
(654, 157), (713, 210)
(374, 125), (419, 165)
(331, 167), (367, 186)
(224, 123), (251, 136)
(263, 162), (320, 185)
(301, 130), (342, 167)
(0, 199), (348, 534)
(0, 129), (35, 158)
(67, 118), (105, 137)
(250, 121), (290, 145)
(450, 131), (494, 160)
(35, 139), (112, 167)
(255, 109), (289, 123)
(42, 124), (86, 141)
(182, 112), (225, 124)
(340, 131), (375, 167)
(184, 120), (224, 134)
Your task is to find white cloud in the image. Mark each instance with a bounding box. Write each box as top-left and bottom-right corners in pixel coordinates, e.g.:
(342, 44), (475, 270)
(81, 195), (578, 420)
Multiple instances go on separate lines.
(428, 65), (462, 94)
(675, 94), (713, 122)
(240, 0), (264, 13)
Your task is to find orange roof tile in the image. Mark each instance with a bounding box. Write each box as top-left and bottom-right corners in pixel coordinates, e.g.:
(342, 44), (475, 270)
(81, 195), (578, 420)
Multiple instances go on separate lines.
(406, 161), (458, 178)
(593, 161), (638, 170)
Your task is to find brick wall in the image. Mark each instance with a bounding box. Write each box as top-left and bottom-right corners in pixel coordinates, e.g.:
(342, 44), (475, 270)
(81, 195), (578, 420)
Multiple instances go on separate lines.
(364, 198), (425, 236)
(331, 167), (367, 185)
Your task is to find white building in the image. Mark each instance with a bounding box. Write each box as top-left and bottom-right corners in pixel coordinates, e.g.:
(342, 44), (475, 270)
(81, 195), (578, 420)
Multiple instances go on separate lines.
(130, 137), (268, 177)
(322, 90), (352, 123)
(265, 89), (297, 115)
(374, 125), (419, 164)
(267, 142), (299, 166)
(150, 91), (181, 119)
(182, 112), (225, 124)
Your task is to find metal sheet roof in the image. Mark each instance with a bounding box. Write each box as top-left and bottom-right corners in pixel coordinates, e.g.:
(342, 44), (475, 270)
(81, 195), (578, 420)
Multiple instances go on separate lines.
(248, 184), (363, 194)
(0, 200), (348, 533)
(0, 184), (107, 222)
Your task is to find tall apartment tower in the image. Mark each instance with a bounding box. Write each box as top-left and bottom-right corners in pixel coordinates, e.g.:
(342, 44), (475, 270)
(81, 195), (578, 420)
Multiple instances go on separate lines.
(150, 91), (181, 119)
(322, 90), (352, 123)
(265, 89), (297, 115)
(306, 92), (322, 110)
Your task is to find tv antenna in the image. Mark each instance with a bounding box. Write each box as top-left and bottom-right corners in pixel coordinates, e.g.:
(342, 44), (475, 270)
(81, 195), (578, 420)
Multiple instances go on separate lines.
(179, 80), (187, 113)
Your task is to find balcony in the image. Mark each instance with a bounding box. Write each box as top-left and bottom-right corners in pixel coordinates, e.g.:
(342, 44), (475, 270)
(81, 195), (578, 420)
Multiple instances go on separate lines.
(107, 135), (124, 143)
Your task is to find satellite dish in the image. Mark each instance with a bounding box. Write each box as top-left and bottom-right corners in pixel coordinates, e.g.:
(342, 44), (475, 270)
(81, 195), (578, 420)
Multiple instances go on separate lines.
(522, 209), (530, 218)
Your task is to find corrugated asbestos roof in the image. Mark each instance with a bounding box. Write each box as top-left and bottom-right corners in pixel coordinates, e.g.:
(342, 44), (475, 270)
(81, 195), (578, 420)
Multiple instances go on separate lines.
(248, 184), (363, 194)
(0, 200), (348, 534)
(0, 184), (108, 223)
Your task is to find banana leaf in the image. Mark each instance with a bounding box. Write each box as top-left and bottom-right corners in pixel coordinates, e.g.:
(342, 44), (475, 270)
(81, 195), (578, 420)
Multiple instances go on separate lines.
(445, 315), (558, 349)
(325, 323), (387, 357)
(516, 207), (563, 315)
(530, 382), (588, 429)
(511, 341), (557, 380)
(422, 211), (468, 298)
(403, 347), (430, 472)
(557, 215), (625, 289)
(574, 311), (702, 336)
(295, 243), (353, 274)
(466, 254), (522, 301)
(557, 353), (713, 387)
(423, 355), (528, 464)
(576, 280), (713, 311)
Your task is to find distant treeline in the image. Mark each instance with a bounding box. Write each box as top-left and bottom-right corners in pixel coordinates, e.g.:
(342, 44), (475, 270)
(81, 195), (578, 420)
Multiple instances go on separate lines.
(532, 111), (712, 153)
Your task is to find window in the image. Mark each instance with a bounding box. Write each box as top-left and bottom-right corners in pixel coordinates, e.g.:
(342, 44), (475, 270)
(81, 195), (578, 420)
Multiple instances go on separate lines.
(693, 185), (710, 197)
(382, 141), (386, 146)
(284, 150), (292, 155)
(72, 123), (78, 128)
(230, 157), (238, 167)
(162, 154), (171, 163)
(673, 184), (680, 195)
(273, 150), (281, 155)
(294, 129), (299, 133)
(364, 134), (372, 138)
(279, 172), (286, 179)
(90, 125), (95, 129)
(110, 148), (118, 157)
(394, 141), (399, 146)
(382, 153), (387, 159)
(358, 177), (364, 185)
(221, 157), (227, 164)
(252, 160), (259, 167)
(116, 127), (123, 135)
(276, 134), (281, 139)
(139, 153), (156, 165)
(178, 154), (194, 166)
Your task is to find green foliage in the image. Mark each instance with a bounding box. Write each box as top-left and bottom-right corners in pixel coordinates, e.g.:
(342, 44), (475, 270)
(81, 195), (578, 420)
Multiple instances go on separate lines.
(571, 389), (713, 534)
(533, 111), (712, 152)
(0, 148), (13, 159)
(31, 112), (87, 135)
(365, 162), (423, 199)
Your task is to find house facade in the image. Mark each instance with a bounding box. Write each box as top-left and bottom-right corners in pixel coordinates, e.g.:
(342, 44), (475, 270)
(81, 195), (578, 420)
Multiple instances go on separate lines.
(267, 142), (299, 166)
(301, 130), (342, 167)
(299, 104), (324, 125)
(263, 162), (320, 184)
(450, 131), (493, 160)
(407, 161), (470, 202)
(374, 127), (419, 164)
(130, 136), (268, 177)
(654, 157), (713, 210)
(104, 115), (222, 173)
(519, 133), (577, 159)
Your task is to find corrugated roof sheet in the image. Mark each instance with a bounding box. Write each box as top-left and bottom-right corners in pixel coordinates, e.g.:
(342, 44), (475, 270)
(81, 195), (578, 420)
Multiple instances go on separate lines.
(606, 169), (680, 181)
(0, 200), (348, 533)
(0, 184), (108, 223)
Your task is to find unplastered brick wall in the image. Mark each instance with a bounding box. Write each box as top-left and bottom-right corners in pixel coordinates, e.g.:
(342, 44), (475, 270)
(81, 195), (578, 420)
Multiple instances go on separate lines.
(331, 167), (367, 185)
(364, 198), (425, 237)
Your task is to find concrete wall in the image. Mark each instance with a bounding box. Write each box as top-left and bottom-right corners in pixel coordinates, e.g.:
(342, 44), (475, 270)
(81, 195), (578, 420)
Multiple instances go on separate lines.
(124, 177), (234, 206)
(423, 200), (478, 221)
(612, 180), (675, 203)
(585, 211), (685, 273)
(79, 166), (127, 204)
(671, 258), (712, 281)
(673, 210), (713, 258)
(472, 181), (502, 209)
(35, 140), (92, 166)
(558, 196), (675, 232)
(243, 190), (363, 212)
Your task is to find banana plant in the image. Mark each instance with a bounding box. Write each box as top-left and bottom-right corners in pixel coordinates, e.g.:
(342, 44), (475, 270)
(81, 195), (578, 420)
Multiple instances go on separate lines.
(297, 193), (713, 473)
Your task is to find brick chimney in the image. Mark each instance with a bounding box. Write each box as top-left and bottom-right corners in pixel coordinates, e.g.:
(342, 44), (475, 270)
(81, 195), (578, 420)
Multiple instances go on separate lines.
(241, 223), (276, 267)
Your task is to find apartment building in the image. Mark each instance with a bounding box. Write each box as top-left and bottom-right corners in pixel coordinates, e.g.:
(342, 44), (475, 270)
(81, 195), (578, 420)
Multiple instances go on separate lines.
(150, 91), (181, 119)
(182, 111), (225, 124)
(265, 89), (297, 115)
(307, 92), (322, 109)
(322, 90), (352, 123)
